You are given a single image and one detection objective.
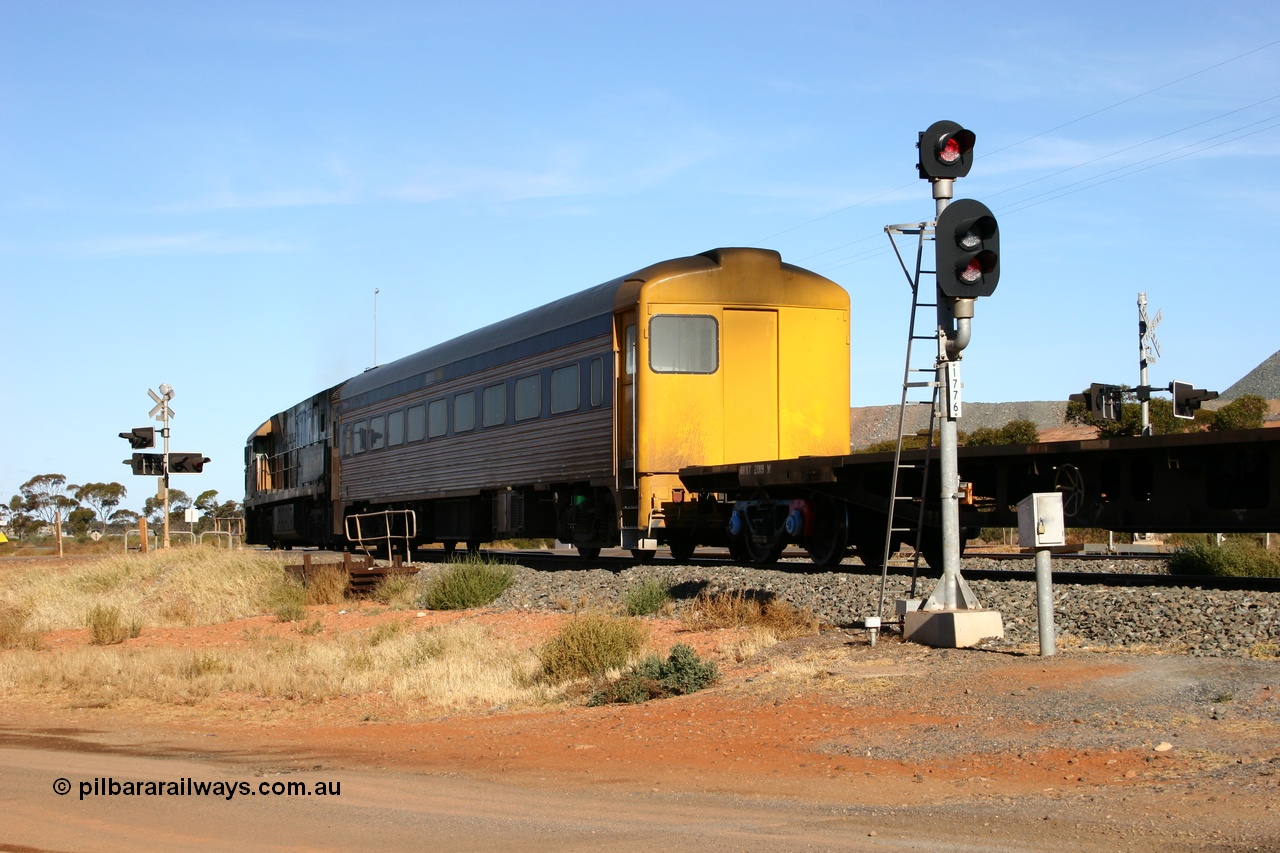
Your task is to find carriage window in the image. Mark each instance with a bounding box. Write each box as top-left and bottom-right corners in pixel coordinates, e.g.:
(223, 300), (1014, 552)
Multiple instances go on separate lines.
(454, 391), (476, 433)
(343, 424), (352, 456)
(428, 399), (448, 438)
(353, 420), (368, 454)
(387, 409), (405, 447)
(407, 404), (426, 442)
(483, 383), (506, 427)
(624, 325), (636, 375)
(515, 374), (541, 421)
(590, 357), (604, 406)
(369, 415), (386, 450)
(649, 315), (718, 374)
(551, 364), (580, 414)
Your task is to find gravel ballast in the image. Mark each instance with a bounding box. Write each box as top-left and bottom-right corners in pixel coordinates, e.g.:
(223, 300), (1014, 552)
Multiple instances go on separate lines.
(458, 556), (1280, 658)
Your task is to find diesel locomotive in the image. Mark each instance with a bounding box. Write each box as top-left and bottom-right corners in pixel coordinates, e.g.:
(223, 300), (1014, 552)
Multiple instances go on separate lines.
(244, 247), (851, 559)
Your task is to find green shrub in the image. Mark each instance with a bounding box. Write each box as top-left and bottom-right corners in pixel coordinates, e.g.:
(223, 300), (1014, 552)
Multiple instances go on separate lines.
(86, 604), (141, 645)
(538, 613), (648, 682)
(1168, 541), (1280, 578)
(622, 577), (671, 616)
(588, 644), (720, 706)
(267, 578), (308, 622)
(419, 555), (514, 610)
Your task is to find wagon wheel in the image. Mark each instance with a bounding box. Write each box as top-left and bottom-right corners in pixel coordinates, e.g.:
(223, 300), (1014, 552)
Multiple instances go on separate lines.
(576, 546), (601, 560)
(804, 497), (848, 568)
(630, 549), (656, 563)
(740, 492), (785, 565)
(1054, 464), (1086, 518)
(667, 533), (696, 563)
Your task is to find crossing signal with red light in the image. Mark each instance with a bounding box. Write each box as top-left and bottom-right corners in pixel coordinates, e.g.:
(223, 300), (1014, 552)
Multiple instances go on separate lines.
(935, 198), (1000, 298)
(918, 120), (976, 180)
(119, 427), (155, 449)
(167, 453), (210, 474)
(1171, 381), (1218, 419)
(125, 453), (165, 476)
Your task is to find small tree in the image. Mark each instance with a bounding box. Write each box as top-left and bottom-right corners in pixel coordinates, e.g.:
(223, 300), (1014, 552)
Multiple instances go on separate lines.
(75, 482), (128, 533)
(1209, 394), (1268, 432)
(108, 508), (141, 533)
(142, 489), (190, 527)
(68, 507), (97, 537)
(16, 474), (80, 526)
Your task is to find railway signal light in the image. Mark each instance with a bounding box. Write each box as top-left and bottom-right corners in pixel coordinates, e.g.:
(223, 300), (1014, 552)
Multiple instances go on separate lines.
(918, 120), (976, 180)
(119, 426), (155, 449)
(1090, 383), (1122, 422)
(1070, 383), (1123, 422)
(125, 453), (165, 476)
(935, 198), (1000, 298)
(1171, 381), (1218, 419)
(167, 453), (210, 474)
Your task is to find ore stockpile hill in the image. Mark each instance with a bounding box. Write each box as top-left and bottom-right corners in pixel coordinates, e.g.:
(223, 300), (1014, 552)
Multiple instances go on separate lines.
(848, 400), (1080, 449)
(1218, 349), (1280, 402)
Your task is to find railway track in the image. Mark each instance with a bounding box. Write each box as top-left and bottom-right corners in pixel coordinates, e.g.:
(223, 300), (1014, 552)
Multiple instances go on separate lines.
(398, 546), (1280, 593)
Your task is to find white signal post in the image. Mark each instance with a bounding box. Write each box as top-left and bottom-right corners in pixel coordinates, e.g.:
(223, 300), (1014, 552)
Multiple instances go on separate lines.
(148, 384), (176, 548)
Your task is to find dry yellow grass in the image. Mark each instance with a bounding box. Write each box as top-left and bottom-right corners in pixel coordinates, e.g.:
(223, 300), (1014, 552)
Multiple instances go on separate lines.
(682, 590), (820, 640)
(0, 621), (548, 712)
(0, 549), (298, 631)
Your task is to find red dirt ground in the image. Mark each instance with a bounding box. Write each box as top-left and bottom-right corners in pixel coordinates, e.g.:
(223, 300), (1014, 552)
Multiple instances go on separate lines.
(5, 600), (1280, 850)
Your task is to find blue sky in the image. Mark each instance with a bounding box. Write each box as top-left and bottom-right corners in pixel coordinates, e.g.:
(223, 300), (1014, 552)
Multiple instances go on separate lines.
(3, 1), (1279, 514)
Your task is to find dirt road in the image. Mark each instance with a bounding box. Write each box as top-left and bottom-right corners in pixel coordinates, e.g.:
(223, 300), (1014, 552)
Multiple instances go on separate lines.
(3, 625), (1278, 852)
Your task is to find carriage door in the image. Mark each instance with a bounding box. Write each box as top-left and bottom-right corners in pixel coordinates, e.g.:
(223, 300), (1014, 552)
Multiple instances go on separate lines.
(723, 309), (779, 462)
(613, 312), (641, 546)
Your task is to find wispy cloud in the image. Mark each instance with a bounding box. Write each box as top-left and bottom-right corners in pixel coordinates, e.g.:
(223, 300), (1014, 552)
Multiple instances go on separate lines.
(74, 232), (300, 257)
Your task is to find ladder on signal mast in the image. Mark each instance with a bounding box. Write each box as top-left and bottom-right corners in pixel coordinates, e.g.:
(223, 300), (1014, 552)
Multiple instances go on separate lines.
(875, 220), (943, 624)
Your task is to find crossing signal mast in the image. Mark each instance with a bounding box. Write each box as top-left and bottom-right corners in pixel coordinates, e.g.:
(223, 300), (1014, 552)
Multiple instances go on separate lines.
(119, 384), (210, 548)
(1072, 296), (1218, 428)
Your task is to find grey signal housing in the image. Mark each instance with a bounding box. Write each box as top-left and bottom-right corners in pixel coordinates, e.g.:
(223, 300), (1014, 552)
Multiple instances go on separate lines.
(936, 198), (1000, 298)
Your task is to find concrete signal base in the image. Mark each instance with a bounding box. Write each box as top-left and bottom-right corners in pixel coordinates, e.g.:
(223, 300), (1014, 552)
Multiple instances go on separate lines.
(904, 609), (1004, 649)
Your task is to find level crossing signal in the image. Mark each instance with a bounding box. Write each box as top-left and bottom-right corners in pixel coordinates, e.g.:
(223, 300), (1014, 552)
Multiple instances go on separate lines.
(935, 198), (1000, 298)
(119, 427), (155, 449)
(1069, 384), (1123, 422)
(917, 120), (976, 180)
(1172, 381), (1218, 419)
(125, 453), (165, 476)
(167, 453), (210, 474)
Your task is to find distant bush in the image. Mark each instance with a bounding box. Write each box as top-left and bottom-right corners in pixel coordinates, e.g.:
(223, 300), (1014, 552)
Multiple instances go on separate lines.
(1168, 541), (1280, 578)
(962, 419), (1039, 447)
(538, 614), (648, 682)
(419, 555), (513, 610)
(622, 577), (671, 616)
(588, 644), (719, 706)
(86, 605), (141, 645)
